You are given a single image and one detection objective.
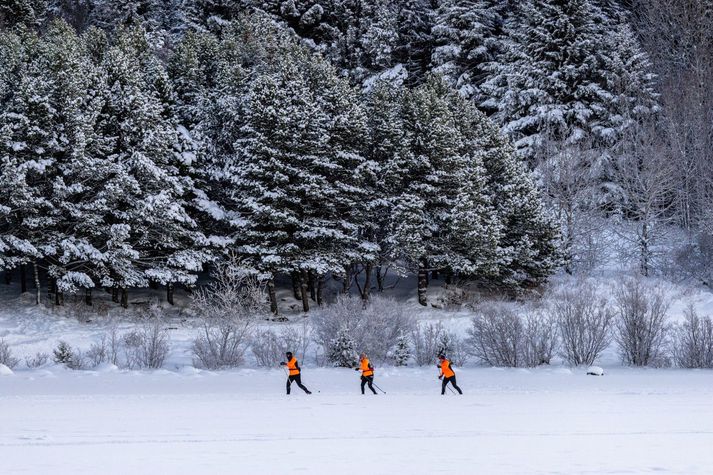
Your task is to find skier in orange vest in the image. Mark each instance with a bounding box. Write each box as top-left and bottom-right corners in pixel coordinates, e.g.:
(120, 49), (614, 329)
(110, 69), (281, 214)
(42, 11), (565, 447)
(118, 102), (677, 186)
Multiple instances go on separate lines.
(355, 353), (377, 395)
(280, 351), (312, 395)
(437, 354), (462, 395)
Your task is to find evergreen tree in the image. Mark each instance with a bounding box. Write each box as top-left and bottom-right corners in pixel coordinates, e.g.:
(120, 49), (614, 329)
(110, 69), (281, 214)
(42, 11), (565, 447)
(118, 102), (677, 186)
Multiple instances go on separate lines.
(390, 76), (504, 303)
(431, 0), (504, 99)
(0, 0), (48, 29)
(328, 326), (358, 367)
(481, 0), (657, 164)
(392, 330), (412, 366)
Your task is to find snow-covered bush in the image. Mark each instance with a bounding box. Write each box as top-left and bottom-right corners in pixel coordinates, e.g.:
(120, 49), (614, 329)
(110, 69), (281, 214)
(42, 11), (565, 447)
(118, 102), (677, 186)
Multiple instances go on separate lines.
(412, 322), (444, 366)
(311, 295), (414, 364)
(251, 325), (311, 367)
(0, 339), (19, 369)
(191, 257), (264, 369)
(671, 307), (713, 368)
(24, 352), (49, 369)
(466, 303), (522, 367)
(85, 328), (122, 368)
(250, 329), (282, 367)
(86, 339), (109, 368)
(52, 341), (86, 370)
(53, 341), (74, 365)
(122, 315), (170, 370)
(328, 327), (358, 368)
(549, 283), (613, 366)
(435, 284), (478, 310)
(522, 311), (558, 367)
(391, 331), (412, 366)
(436, 331), (468, 366)
(613, 278), (670, 366)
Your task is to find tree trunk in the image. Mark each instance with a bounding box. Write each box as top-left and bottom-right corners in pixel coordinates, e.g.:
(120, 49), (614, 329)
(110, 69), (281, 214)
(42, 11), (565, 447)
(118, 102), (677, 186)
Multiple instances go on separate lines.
(85, 288), (93, 306)
(431, 269), (439, 280)
(167, 283), (174, 305)
(55, 287), (63, 306)
(120, 288), (128, 309)
(291, 271), (301, 300)
(308, 271), (316, 301)
(299, 269), (310, 313)
(316, 273), (326, 306)
(267, 279), (278, 315)
(445, 269), (453, 285)
(112, 287), (119, 303)
(342, 264), (352, 294)
(4, 269), (11, 285)
(33, 261), (40, 305)
(362, 262), (373, 301)
(376, 266), (385, 292)
(417, 258), (428, 306)
(640, 221), (649, 277)
(20, 265), (27, 294)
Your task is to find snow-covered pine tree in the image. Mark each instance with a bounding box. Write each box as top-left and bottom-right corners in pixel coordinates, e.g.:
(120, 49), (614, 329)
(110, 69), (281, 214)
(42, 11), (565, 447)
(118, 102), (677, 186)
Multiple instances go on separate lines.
(363, 81), (408, 291)
(0, 27), (61, 298)
(481, 0), (657, 165)
(394, 0), (434, 85)
(328, 326), (358, 368)
(431, 0), (504, 100)
(0, 0), (48, 29)
(475, 115), (561, 287)
(388, 76), (503, 304)
(392, 330), (412, 366)
(86, 26), (210, 305)
(233, 48), (371, 313)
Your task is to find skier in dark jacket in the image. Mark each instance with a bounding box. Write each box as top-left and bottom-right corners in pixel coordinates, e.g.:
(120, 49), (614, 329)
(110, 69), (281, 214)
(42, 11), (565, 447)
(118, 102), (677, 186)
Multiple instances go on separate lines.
(280, 352), (312, 395)
(438, 354), (463, 395)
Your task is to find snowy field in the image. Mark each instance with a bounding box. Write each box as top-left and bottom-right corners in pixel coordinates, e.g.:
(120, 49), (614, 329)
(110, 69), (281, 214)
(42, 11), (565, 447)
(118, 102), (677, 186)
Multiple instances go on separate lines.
(2, 366), (712, 475)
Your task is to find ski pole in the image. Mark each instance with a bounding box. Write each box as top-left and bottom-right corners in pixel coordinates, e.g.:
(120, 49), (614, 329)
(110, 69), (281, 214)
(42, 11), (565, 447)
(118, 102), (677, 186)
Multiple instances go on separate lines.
(446, 384), (457, 395)
(372, 382), (387, 394)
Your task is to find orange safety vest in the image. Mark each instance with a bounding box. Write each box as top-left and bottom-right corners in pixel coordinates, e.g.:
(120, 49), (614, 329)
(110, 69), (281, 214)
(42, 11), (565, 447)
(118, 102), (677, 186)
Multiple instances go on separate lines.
(360, 358), (374, 377)
(439, 359), (455, 378)
(286, 357), (300, 376)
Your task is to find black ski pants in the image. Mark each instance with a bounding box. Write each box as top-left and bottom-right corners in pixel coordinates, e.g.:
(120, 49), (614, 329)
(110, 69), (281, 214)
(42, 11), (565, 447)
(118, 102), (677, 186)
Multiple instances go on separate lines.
(361, 375), (377, 394)
(441, 375), (463, 395)
(287, 374), (311, 394)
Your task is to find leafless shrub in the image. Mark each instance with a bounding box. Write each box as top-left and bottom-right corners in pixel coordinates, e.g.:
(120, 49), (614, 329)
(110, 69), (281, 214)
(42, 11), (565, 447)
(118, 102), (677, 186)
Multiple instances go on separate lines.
(311, 295), (414, 364)
(466, 303), (523, 367)
(412, 322), (444, 366)
(436, 330), (469, 366)
(0, 339), (19, 369)
(250, 325), (312, 367)
(86, 337), (109, 367)
(435, 285), (477, 311)
(550, 283), (614, 366)
(671, 306), (713, 368)
(613, 278), (670, 366)
(191, 258), (265, 369)
(24, 351), (49, 369)
(121, 312), (170, 370)
(522, 311), (558, 367)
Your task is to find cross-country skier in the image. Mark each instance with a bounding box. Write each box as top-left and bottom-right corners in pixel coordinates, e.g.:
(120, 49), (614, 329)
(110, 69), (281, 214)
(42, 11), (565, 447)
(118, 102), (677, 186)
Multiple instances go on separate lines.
(280, 352), (312, 395)
(355, 353), (377, 395)
(437, 354), (463, 395)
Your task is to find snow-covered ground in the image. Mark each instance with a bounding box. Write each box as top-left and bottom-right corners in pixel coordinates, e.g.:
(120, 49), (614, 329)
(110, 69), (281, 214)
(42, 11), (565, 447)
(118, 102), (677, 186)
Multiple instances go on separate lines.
(1, 366), (712, 474)
(2, 274), (713, 474)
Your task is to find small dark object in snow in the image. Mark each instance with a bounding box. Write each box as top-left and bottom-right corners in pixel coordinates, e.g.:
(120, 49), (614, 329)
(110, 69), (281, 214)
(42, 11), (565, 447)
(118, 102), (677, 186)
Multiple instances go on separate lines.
(586, 366), (604, 376)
